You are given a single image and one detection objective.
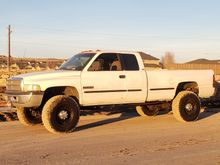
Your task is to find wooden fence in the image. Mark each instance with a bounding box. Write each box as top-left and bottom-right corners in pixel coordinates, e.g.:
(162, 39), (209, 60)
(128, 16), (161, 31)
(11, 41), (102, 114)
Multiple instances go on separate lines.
(168, 63), (220, 75)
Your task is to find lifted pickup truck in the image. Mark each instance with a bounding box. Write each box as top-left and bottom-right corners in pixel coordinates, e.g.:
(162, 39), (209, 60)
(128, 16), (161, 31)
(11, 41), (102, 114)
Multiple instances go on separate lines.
(6, 50), (215, 134)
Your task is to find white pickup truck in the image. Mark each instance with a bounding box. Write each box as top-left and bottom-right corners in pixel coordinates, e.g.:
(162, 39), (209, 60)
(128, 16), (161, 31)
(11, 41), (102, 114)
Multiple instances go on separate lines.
(6, 50), (215, 134)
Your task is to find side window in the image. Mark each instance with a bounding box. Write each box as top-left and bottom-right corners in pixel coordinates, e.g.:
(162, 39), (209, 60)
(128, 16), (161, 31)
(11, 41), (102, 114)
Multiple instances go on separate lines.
(120, 54), (139, 71)
(88, 53), (122, 71)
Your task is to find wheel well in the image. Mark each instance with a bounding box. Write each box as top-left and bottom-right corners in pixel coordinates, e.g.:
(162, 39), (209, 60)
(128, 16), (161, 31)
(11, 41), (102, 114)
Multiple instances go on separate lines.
(39, 86), (79, 109)
(176, 82), (199, 96)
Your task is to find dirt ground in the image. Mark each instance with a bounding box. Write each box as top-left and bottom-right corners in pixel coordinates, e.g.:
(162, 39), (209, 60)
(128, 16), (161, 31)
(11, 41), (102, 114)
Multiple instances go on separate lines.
(1, 108), (220, 165)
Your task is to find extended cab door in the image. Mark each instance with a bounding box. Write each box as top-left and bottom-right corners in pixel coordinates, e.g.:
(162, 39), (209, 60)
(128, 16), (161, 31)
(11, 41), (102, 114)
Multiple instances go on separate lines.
(81, 53), (126, 106)
(119, 53), (147, 103)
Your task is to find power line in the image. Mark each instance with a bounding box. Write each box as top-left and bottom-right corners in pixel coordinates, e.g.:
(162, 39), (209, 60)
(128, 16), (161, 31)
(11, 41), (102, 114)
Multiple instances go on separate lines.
(12, 24), (220, 40)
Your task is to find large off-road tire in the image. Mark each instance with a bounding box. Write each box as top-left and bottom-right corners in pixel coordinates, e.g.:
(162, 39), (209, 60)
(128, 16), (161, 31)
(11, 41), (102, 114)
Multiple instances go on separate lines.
(42, 95), (80, 134)
(16, 107), (42, 126)
(136, 105), (159, 116)
(172, 91), (201, 122)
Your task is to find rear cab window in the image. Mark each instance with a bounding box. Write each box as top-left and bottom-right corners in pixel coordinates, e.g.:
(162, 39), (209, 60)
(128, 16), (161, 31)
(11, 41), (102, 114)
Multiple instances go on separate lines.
(119, 54), (139, 71)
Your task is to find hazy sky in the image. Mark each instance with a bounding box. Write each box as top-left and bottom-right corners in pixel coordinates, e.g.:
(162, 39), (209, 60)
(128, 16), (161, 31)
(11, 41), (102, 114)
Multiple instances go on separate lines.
(0, 0), (220, 62)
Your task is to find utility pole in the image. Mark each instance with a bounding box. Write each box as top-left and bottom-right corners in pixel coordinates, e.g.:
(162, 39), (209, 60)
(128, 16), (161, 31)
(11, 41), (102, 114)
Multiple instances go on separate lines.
(8, 25), (12, 72)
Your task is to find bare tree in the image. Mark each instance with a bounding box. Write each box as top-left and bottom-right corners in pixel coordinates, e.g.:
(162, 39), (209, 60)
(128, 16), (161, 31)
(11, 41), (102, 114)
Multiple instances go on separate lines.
(162, 52), (175, 69)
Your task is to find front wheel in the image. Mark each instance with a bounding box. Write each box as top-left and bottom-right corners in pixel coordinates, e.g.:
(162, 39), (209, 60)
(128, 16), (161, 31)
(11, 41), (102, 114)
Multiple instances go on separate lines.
(16, 107), (42, 126)
(172, 91), (201, 122)
(42, 95), (80, 134)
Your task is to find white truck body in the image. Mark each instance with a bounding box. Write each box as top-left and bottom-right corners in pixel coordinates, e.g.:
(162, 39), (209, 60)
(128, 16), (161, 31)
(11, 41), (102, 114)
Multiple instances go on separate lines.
(6, 51), (214, 107)
(5, 50), (216, 133)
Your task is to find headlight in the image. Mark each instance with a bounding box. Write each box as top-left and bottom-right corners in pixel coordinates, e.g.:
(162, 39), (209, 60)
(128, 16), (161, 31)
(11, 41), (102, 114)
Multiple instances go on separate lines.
(23, 84), (41, 92)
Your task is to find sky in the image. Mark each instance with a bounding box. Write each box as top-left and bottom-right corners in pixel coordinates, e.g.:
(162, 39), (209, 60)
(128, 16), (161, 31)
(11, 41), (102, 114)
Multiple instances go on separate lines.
(0, 0), (220, 62)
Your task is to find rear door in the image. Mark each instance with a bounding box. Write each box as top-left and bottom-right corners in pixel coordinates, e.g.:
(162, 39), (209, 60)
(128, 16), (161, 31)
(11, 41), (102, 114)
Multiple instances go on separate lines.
(119, 53), (147, 103)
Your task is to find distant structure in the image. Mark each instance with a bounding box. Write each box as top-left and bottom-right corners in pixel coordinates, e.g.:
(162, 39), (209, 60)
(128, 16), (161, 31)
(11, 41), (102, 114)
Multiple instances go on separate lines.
(139, 52), (162, 69)
(186, 58), (220, 64)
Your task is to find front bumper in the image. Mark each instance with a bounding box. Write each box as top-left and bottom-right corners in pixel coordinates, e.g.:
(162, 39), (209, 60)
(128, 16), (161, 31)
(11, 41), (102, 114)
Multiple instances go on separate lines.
(5, 91), (44, 108)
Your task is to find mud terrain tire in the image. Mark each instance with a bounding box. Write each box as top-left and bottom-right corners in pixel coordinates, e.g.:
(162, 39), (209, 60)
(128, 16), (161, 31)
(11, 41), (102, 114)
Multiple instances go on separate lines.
(172, 91), (200, 122)
(136, 105), (159, 116)
(17, 107), (42, 126)
(42, 95), (80, 134)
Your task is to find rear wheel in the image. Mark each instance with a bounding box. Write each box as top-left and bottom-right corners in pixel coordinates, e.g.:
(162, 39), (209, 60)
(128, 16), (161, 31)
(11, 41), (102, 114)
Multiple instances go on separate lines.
(136, 105), (159, 116)
(17, 107), (42, 126)
(42, 95), (80, 134)
(172, 91), (201, 122)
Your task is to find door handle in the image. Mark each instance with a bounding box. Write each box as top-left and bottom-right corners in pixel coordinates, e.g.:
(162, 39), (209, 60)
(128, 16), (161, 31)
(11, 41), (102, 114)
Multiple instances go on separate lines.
(119, 75), (126, 79)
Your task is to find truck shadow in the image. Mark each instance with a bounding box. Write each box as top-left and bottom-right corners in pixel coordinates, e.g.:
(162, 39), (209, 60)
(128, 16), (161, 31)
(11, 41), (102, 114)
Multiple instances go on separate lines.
(198, 107), (220, 120)
(75, 106), (220, 132)
(76, 112), (138, 132)
(76, 106), (138, 132)
(157, 106), (220, 121)
(158, 107), (220, 120)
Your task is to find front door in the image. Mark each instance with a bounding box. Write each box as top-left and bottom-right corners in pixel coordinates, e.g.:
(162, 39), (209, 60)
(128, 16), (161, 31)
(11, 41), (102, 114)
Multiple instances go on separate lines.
(81, 53), (126, 106)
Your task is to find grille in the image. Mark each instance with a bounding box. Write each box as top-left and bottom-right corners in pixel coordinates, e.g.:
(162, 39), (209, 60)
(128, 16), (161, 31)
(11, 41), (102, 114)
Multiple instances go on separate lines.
(6, 78), (23, 92)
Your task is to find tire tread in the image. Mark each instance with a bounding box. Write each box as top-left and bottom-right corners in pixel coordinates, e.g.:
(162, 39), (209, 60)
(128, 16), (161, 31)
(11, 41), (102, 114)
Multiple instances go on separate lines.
(42, 95), (79, 134)
(172, 91), (200, 122)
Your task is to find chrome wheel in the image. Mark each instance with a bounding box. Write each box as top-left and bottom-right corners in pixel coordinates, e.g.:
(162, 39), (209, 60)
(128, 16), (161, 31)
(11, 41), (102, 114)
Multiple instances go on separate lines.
(58, 110), (69, 120)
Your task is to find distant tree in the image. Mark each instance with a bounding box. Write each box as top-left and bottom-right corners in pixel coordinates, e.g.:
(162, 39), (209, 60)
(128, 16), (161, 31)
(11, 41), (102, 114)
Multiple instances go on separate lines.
(162, 52), (175, 68)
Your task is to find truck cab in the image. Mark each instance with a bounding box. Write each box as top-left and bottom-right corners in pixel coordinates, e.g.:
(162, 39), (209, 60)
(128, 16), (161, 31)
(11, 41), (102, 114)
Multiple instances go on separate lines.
(79, 51), (147, 105)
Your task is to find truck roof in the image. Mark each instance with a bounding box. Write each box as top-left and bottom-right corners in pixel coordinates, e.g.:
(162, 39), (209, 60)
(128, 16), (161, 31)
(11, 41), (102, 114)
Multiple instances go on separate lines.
(80, 50), (139, 54)
(80, 50), (159, 61)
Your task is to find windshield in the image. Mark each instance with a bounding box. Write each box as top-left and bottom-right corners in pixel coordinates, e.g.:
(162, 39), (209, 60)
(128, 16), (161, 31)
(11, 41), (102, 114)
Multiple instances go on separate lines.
(59, 53), (95, 71)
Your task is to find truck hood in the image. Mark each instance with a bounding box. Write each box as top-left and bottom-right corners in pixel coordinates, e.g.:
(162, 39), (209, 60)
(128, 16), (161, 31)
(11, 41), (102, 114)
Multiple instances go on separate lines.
(12, 69), (81, 81)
